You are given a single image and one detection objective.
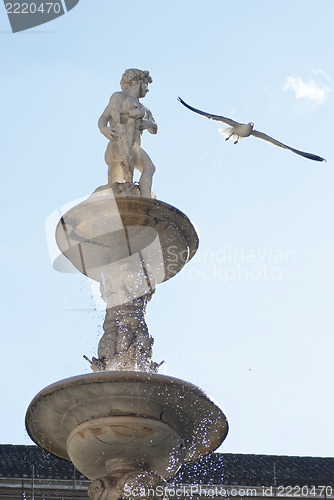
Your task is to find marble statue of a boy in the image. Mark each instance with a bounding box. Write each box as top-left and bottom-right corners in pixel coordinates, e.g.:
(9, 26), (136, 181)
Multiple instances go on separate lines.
(98, 69), (157, 198)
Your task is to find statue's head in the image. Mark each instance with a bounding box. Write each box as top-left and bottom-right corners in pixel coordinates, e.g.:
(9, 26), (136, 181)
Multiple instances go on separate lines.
(120, 69), (152, 91)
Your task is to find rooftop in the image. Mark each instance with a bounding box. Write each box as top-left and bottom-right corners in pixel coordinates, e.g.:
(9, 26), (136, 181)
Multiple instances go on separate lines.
(0, 445), (333, 487)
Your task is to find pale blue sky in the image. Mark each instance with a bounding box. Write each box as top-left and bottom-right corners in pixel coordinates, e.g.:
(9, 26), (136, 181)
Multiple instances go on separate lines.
(1, 0), (334, 459)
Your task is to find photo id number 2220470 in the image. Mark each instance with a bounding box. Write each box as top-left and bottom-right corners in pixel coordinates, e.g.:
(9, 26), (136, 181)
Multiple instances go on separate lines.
(5, 2), (61, 14)
(275, 486), (333, 497)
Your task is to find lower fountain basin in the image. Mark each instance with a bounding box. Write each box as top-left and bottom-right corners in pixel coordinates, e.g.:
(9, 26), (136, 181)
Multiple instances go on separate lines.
(25, 371), (228, 480)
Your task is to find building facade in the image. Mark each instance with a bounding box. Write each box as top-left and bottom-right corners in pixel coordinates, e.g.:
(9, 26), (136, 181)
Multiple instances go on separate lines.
(0, 445), (333, 500)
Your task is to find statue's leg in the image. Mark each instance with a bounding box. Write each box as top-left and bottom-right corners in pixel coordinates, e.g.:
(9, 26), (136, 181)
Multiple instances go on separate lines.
(108, 162), (125, 185)
(134, 148), (156, 198)
(105, 142), (126, 186)
(118, 139), (135, 184)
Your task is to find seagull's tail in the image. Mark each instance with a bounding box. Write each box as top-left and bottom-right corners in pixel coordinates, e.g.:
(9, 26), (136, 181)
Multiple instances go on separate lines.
(219, 127), (239, 142)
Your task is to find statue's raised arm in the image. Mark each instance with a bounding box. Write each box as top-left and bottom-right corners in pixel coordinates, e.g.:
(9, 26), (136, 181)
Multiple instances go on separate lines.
(98, 69), (157, 198)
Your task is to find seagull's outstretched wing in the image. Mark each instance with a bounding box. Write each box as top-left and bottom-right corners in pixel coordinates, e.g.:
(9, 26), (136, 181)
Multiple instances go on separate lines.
(178, 97), (239, 127)
(252, 129), (326, 162)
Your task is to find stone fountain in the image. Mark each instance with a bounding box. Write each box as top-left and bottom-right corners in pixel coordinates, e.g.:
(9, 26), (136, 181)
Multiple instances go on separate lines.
(25, 69), (228, 500)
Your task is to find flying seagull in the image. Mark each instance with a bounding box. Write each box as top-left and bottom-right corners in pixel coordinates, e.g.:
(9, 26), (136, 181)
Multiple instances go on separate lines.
(178, 97), (326, 162)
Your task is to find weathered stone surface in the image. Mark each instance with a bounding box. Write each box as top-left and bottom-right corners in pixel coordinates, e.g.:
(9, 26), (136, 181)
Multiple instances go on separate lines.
(56, 192), (198, 284)
(95, 292), (158, 372)
(98, 69), (157, 198)
(88, 468), (165, 500)
(25, 372), (228, 481)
